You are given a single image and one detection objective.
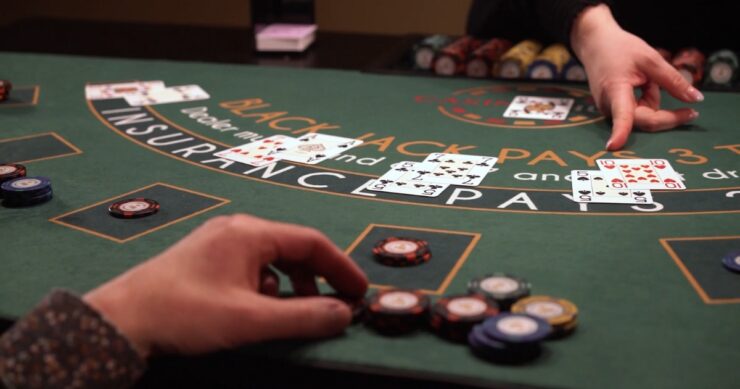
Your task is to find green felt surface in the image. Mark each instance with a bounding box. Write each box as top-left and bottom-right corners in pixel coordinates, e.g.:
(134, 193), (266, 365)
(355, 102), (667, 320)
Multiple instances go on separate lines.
(0, 52), (739, 389)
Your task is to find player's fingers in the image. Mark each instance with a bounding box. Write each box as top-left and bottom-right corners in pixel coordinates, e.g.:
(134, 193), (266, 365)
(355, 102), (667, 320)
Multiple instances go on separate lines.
(638, 82), (661, 109)
(634, 106), (699, 132)
(259, 267), (280, 296)
(642, 55), (704, 103)
(250, 295), (351, 340)
(288, 272), (320, 296)
(262, 220), (368, 299)
(604, 83), (636, 151)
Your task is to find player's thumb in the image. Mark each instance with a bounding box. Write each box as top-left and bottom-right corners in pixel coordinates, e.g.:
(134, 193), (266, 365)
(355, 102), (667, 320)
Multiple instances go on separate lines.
(254, 295), (352, 340)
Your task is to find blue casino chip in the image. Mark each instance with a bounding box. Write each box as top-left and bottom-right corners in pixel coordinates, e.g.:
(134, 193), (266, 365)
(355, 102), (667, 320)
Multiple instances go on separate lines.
(468, 324), (542, 363)
(722, 250), (740, 273)
(481, 313), (552, 344)
(0, 176), (51, 197)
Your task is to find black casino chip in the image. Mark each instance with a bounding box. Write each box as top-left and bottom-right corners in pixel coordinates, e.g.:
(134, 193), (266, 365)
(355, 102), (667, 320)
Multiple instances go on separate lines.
(429, 294), (499, 342)
(372, 236), (431, 267)
(366, 289), (429, 334)
(108, 198), (160, 219)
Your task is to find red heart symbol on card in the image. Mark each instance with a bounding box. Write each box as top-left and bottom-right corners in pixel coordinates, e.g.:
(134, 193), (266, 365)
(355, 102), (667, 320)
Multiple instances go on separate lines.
(650, 179), (660, 183)
(264, 140), (274, 143)
(647, 174), (657, 178)
(633, 167), (641, 171)
(654, 163), (666, 169)
(628, 179), (637, 183)
(602, 165), (615, 170)
(644, 169), (653, 173)
(638, 177), (646, 181)
(664, 178), (676, 183)
(611, 178), (624, 184)
(622, 169), (632, 173)
(625, 174), (635, 178)
(264, 157), (274, 161)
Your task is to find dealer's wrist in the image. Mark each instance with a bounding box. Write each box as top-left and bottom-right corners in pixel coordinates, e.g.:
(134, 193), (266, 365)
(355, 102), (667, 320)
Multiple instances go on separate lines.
(570, 4), (621, 61)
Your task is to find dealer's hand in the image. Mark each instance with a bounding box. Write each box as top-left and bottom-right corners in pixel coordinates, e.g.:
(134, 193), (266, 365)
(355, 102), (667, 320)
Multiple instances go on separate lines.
(83, 214), (368, 358)
(570, 4), (704, 151)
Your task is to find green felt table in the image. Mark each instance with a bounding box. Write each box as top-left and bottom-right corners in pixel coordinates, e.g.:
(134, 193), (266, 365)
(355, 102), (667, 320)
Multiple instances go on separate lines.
(1, 52), (739, 389)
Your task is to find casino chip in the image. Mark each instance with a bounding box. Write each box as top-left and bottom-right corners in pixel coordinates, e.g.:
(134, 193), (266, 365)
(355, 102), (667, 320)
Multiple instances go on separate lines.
(429, 294), (499, 342)
(1, 176), (53, 207)
(108, 198), (160, 218)
(0, 164), (27, 198)
(468, 324), (542, 364)
(721, 250), (740, 273)
(481, 313), (552, 345)
(468, 273), (531, 310)
(372, 237), (431, 267)
(704, 49), (738, 87)
(366, 289), (429, 334)
(0, 80), (12, 102)
(511, 295), (578, 338)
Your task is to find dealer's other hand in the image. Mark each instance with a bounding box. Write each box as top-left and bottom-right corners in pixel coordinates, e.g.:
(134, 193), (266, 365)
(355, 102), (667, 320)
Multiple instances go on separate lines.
(570, 4), (704, 151)
(83, 214), (369, 358)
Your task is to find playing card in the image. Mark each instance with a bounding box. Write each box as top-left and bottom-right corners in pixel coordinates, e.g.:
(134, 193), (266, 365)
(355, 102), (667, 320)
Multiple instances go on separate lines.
(571, 170), (653, 204)
(124, 85), (210, 106)
(365, 161), (449, 197)
(277, 133), (363, 164)
(417, 153), (497, 186)
(214, 135), (299, 167)
(85, 81), (165, 100)
(503, 95), (574, 120)
(596, 159), (685, 190)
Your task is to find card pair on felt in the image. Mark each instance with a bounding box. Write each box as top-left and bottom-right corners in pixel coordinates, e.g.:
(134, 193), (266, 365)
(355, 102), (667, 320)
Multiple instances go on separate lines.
(571, 159), (685, 204)
(362, 153), (498, 197)
(85, 80), (209, 106)
(215, 133), (363, 166)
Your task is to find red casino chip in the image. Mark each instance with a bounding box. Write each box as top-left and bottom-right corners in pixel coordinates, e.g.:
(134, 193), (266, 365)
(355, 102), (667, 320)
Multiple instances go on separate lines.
(372, 236), (431, 266)
(0, 163), (27, 183)
(430, 294), (500, 342)
(366, 289), (430, 334)
(108, 198), (160, 219)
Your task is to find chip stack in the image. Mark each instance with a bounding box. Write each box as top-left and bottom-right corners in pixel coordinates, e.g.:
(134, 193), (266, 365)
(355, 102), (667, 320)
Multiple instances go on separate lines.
(511, 295), (578, 338)
(494, 40), (543, 79)
(0, 164), (27, 198)
(704, 49), (739, 88)
(527, 43), (571, 80)
(366, 289), (429, 334)
(413, 35), (455, 70)
(429, 294), (499, 342)
(465, 38), (512, 78)
(108, 198), (160, 218)
(721, 250), (740, 273)
(468, 313), (551, 364)
(672, 48), (706, 85)
(433, 36), (482, 76)
(0, 80), (12, 102)
(562, 59), (587, 81)
(372, 236), (431, 267)
(467, 273), (531, 310)
(0, 176), (53, 207)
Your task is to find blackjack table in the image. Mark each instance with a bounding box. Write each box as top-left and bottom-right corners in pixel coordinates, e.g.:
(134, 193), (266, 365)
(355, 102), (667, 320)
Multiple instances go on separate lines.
(1, 50), (739, 389)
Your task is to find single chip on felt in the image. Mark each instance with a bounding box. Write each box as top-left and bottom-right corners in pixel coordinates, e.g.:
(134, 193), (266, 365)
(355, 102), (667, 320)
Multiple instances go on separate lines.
(108, 198), (160, 219)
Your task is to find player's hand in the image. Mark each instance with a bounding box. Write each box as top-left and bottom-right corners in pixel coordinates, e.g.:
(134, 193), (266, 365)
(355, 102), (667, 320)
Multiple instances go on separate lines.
(570, 4), (704, 150)
(82, 214), (368, 358)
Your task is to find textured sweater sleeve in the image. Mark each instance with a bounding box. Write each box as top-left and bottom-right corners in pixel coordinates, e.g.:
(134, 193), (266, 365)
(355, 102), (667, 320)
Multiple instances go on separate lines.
(0, 290), (146, 389)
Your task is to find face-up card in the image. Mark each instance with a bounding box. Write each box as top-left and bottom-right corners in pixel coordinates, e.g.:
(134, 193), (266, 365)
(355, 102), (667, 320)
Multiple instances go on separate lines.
(365, 161), (449, 197)
(124, 85), (210, 106)
(596, 159), (685, 190)
(571, 170), (653, 204)
(277, 133), (363, 164)
(214, 135), (299, 167)
(85, 81), (165, 100)
(417, 153), (497, 186)
(503, 95), (574, 120)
